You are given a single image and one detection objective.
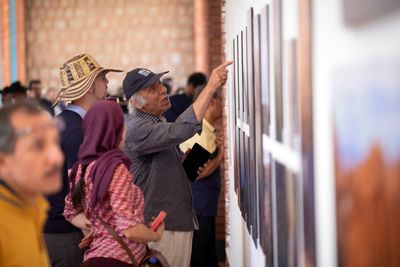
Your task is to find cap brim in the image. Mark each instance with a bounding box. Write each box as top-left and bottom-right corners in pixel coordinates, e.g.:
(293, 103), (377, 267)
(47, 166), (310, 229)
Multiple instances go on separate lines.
(140, 71), (169, 90)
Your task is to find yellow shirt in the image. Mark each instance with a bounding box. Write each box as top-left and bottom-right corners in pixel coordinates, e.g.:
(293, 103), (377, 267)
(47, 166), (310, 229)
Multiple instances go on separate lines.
(180, 119), (216, 153)
(0, 182), (50, 267)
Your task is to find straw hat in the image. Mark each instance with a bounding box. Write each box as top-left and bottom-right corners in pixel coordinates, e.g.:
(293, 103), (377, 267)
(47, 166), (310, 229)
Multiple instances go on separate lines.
(54, 54), (122, 105)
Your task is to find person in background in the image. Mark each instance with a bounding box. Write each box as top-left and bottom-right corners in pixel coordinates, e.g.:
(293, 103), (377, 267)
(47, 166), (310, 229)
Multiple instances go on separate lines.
(44, 54), (123, 267)
(9, 81), (28, 102)
(123, 61), (231, 267)
(42, 86), (66, 116)
(1, 86), (13, 106)
(161, 77), (173, 95)
(28, 79), (55, 116)
(0, 101), (64, 267)
(180, 92), (224, 267)
(64, 100), (164, 267)
(164, 72), (207, 122)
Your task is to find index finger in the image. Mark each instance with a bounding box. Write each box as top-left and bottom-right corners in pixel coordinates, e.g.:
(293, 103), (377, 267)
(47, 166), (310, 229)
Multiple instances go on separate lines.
(216, 61), (233, 70)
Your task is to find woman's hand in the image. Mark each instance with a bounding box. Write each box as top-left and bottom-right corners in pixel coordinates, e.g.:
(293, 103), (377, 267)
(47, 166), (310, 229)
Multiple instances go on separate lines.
(154, 222), (165, 242)
(79, 229), (93, 248)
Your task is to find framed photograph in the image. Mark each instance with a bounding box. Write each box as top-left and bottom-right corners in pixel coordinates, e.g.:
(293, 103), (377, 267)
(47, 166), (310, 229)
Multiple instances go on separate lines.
(241, 130), (248, 221)
(257, 5), (273, 265)
(343, 0), (400, 26)
(274, 162), (299, 266)
(233, 38), (240, 196)
(298, 0), (316, 265)
(246, 7), (259, 244)
(274, 161), (289, 266)
(260, 5), (271, 136)
(261, 149), (273, 266)
(238, 33), (243, 124)
(333, 60), (400, 267)
(242, 30), (249, 125)
(273, 0), (283, 142)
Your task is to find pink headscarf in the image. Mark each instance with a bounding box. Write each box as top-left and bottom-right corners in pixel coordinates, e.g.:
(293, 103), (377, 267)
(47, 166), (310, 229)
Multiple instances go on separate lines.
(69, 100), (131, 208)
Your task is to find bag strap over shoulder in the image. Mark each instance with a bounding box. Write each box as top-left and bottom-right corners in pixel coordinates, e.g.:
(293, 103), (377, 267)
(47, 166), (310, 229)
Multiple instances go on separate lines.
(97, 215), (170, 267)
(98, 217), (139, 267)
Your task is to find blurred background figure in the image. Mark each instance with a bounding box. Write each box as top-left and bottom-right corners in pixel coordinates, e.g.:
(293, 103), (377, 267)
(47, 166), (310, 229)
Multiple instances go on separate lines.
(180, 92), (224, 267)
(164, 72), (207, 122)
(0, 101), (64, 267)
(106, 87), (129, 114)
(161, 77), (174, 95)
(1, 86), (13, 106)
(28, 80), (55, 116)
(42, 86), (66, 116)
(9, 81), (27, 102)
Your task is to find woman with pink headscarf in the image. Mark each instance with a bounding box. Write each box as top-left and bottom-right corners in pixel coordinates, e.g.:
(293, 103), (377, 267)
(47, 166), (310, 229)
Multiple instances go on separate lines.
(64, 100), (164, 267)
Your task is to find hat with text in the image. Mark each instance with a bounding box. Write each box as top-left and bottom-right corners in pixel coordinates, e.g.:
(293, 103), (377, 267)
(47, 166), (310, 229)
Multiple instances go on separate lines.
(54, 54), (122, 106)
(123, 68), (169, 100)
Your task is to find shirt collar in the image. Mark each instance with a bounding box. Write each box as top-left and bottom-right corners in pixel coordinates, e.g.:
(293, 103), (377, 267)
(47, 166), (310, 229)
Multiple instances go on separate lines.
(136, 110), (163, 123)
(67, 104), (86, 119)
(203, 119), (215, 132)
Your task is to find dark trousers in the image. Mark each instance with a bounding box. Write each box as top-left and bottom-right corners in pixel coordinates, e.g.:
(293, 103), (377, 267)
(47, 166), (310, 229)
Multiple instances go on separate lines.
(44, 232), (84, 267)
(190, 216), (219, 267)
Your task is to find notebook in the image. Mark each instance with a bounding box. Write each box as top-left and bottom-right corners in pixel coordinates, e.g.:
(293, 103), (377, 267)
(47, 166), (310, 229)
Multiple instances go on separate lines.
(182, 143), (211, 182)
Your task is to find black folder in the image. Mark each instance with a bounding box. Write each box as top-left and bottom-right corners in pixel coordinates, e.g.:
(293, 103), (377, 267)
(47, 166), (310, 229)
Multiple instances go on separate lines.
(182, 143), (211, 182)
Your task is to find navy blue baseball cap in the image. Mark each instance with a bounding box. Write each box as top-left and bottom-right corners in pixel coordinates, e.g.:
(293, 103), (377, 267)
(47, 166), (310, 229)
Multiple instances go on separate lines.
(123, 68), (169, 99)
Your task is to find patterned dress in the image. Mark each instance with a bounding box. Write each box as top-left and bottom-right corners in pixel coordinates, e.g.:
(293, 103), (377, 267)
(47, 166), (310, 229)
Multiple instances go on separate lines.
(64, 162), (146, 264)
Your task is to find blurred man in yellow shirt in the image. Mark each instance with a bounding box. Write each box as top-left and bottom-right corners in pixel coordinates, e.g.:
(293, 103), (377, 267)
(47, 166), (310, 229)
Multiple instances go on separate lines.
(0, 101), (64, 267)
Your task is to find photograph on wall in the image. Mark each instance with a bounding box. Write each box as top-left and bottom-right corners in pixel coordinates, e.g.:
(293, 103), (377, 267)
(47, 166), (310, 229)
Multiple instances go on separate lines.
(241, 131), (249, 222)
(260, 151), (273, 266)
(274, 161), (290, 266)
(258, 5), (274, 265)
(242, 30), (248, 125)
(241, 27), (251, 226)
(233, 38), (240, 197)
(333, 60), (400, 267)
(273, 0), (284, 142)
(237, 33), (246, 215)
(297, 0), (316, 263)
(343, 0), (400, 26)
(246, 7), (259, 244)
(260, 5), (271, 136)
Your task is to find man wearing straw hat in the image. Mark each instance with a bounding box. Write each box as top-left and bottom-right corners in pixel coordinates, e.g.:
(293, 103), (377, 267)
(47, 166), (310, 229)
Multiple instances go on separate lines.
(44, 54), (122, 267)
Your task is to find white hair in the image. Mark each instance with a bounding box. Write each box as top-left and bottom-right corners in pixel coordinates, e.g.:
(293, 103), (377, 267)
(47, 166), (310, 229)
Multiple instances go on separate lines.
(128, 93), (147, 114)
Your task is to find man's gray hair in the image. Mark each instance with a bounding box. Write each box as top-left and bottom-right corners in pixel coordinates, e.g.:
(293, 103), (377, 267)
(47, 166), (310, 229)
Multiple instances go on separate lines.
(0, 101), (43, 154)
(127, 93), (147, 114)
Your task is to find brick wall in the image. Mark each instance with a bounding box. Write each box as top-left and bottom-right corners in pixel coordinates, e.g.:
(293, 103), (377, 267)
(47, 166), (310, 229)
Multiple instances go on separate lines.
(202, 0), (226, 243)
(25, 0), (195, 92)
(25, 0), (227, 248)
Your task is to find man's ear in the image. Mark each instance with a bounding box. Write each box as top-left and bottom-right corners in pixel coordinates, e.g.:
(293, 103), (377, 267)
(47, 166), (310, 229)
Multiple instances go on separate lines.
(132, 98), (144, 110)
(0, 153), (11, 178)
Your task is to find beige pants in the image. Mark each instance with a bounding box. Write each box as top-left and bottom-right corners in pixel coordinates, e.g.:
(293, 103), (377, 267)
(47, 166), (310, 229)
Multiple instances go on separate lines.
(149, 230), (193, 267)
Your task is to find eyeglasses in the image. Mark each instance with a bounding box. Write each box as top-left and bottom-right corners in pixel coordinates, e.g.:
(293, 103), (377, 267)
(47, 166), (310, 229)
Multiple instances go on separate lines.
(15, 117), (66, 138)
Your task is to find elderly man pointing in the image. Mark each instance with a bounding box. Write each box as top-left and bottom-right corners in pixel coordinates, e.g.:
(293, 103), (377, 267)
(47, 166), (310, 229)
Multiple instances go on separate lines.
(123, 62), (231, 267)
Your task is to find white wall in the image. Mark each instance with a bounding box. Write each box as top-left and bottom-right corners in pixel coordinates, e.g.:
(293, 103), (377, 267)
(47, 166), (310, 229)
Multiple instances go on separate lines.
(225, 0), (400, 266)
